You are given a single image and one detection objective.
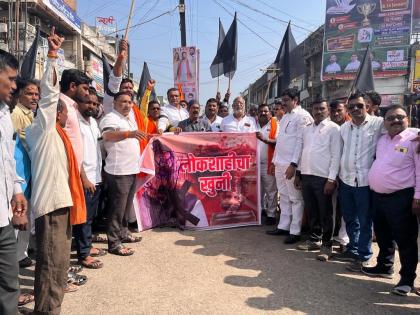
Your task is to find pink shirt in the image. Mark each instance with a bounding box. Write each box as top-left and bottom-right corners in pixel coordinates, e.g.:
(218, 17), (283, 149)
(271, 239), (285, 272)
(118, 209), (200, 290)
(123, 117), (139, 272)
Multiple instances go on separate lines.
(368, 129), (420, 198)
(60, 93), (84, 170)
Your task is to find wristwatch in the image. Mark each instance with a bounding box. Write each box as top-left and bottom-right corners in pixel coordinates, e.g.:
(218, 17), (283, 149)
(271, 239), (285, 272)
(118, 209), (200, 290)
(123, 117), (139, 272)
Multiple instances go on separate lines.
(290, 162), (298, 168)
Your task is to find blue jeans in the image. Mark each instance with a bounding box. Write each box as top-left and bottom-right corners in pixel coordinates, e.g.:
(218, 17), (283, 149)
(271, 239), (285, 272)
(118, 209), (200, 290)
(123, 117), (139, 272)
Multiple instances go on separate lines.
(73, 186), (101, 260)
(338, 181), (373, 261)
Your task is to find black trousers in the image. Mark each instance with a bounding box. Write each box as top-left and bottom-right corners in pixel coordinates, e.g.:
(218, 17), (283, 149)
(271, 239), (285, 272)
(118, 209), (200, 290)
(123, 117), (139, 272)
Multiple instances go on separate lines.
(0, 223), (19, 315)
(301, 175), (334, 246)
(106, 173), (137, 250)
(371, 188), (418, 286)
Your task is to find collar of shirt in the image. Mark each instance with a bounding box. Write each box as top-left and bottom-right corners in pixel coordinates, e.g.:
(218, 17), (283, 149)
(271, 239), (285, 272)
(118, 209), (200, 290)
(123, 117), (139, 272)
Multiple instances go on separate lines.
(0, 102), (9, 117)
(59, 93), (77, 110)
(289, 106), (302, 115)
(350, 113), (372, 128)
(16, 103), (33, 116)
(385, 128), (417, 142)
(112, 109), (131, 121)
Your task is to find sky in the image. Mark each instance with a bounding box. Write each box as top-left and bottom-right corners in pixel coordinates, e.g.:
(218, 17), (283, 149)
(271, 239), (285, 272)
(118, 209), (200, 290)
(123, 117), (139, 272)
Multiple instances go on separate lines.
(77, 0), (327, 103)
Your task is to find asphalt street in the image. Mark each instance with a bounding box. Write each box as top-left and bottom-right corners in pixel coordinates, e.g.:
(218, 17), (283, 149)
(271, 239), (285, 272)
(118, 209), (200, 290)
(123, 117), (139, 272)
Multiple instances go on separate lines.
(19, 225), (420, 314)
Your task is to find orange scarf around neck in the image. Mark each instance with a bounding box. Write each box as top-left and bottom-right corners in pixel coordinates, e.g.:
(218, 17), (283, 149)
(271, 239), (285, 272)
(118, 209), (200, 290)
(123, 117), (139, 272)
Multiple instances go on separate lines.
(266, 118), (278, 174)
(56, 123), (87, 225)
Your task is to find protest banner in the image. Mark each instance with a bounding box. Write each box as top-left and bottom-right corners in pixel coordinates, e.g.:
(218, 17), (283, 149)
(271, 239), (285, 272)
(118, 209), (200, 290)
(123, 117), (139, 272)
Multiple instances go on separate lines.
(173, 46), (200, 102)
(134, 132), (260, 231)
(321, 0), (413, 80)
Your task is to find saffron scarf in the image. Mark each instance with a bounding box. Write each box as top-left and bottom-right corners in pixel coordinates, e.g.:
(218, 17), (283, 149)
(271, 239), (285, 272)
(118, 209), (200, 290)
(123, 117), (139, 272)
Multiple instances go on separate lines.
(56, 123), (87, 225)
(266, 118), (278, 174)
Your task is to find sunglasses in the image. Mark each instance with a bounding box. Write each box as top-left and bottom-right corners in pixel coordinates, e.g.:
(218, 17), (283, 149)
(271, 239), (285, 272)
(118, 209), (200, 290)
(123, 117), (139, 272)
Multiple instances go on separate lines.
(385, 115), (407, 122)
(347, 103), (364, 110)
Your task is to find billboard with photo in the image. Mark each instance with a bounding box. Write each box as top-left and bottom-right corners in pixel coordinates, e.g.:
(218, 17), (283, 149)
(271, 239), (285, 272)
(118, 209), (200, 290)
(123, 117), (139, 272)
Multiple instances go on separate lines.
(173, 46), (200, 102)
(321, 0), (413, 81)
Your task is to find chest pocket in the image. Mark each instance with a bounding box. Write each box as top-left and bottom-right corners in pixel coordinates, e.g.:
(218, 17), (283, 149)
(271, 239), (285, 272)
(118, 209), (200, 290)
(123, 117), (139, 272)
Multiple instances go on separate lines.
(285, 120), (297, 135)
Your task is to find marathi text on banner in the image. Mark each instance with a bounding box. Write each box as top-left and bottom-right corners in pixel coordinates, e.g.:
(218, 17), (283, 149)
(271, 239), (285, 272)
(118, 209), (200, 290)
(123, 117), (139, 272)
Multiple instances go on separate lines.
(321, 0), (413, 81)
(135, 133), (260, 231)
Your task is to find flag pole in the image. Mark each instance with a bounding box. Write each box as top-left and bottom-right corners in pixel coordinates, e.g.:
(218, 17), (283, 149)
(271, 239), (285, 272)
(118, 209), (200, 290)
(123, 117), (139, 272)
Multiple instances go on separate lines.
(124, 0), (136, 40)
(217, 76), (220, 94)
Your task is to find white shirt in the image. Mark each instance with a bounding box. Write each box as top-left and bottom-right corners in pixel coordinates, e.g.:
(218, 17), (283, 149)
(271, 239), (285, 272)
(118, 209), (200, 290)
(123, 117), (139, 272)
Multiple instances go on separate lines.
(325, 62), (341, 73)
(26, 59), (73, 219)
(100, 109), (141, 175)
(272, 106), (313, 166)
(299, 118), (341, 180)
(220, 114), (257, 132)
(344, 60), (360, 71)
(0, 103), (23, 227)
(158, 103), (189, 131)
(103, 71), (122, 115)
(79, 115), (102, 184)
(202, 115), (223, 132)
(339, 114), (384, 187)
(257, 118), (279, 164)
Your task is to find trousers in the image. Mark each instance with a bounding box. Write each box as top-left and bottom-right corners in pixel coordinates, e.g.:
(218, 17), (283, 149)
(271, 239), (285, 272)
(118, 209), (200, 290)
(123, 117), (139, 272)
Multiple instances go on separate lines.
(34, 208), (71, 315)
(275, 164), (304, 235)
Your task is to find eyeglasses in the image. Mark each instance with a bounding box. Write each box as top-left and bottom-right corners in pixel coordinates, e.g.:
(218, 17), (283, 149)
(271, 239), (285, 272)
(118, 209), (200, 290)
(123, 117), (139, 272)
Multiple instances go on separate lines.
(347, 103), (364, 110)
(149, 107), (160, 111)
(385, 115), (407, 122)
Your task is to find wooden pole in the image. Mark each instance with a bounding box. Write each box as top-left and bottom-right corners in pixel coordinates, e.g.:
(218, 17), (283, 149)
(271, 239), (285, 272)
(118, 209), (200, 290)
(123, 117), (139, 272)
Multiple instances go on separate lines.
(217, 76), (220, 94)
(124, 0), (136, 40)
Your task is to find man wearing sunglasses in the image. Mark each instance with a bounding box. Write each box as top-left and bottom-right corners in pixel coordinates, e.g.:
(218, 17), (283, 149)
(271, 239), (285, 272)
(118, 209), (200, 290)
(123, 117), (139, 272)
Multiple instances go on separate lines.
(334, 90), (383, 272)
(365, 105), (419, 296)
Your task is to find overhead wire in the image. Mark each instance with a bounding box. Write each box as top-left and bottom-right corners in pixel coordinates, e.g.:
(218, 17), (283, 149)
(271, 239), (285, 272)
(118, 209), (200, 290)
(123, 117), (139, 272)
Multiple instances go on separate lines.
(227, 0), (314, 33)
(212, 0), (277, 50)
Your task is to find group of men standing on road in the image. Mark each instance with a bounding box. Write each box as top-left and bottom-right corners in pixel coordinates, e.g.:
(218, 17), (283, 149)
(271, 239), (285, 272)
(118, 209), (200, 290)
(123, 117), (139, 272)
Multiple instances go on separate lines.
(0, 30), (419, 315)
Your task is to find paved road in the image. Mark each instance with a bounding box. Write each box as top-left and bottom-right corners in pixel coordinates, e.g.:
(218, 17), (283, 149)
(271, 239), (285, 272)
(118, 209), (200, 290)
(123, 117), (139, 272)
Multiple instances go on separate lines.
(20, 225), (420, 314)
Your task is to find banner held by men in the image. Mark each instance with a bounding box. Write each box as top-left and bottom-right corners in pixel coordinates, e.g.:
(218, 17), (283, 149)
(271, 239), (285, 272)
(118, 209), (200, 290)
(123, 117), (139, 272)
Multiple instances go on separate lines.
(135, 132), (260, 231)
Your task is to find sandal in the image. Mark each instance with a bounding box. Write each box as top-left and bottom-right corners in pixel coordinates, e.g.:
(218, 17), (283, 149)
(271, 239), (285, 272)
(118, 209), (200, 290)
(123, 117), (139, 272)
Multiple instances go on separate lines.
(18, 292), (34, 306)
(67, 272), (88, 286)
(92, 234), (108, 243)
(64, 283), (79, 293)
(68, 265), (83, 274)
(108, 244), (134, 256)
(90, 248), (107, 257)
(79, 258), (103, 269)
(121, 235), (142, 243)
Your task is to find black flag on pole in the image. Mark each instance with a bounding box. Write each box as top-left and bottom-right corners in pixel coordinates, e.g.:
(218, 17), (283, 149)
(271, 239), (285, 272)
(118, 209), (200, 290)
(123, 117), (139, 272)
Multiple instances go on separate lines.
(274, 21), (305, 96)
(211, 18), (226, 78)
(137, 62), (156, 102)
(352, 45), (375, 93)
(210, 12), (237, 79)
(101, 53), (115, 96)
(20, 26), (40, 80)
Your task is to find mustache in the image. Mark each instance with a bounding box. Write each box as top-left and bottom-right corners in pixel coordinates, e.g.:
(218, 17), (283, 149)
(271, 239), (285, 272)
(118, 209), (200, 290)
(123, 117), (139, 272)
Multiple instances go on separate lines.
(391, 122), (402, 126)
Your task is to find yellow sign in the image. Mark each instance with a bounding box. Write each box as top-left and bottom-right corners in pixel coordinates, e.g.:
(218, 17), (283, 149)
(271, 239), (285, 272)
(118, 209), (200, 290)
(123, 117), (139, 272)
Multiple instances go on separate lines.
(414, 50), (420, 93)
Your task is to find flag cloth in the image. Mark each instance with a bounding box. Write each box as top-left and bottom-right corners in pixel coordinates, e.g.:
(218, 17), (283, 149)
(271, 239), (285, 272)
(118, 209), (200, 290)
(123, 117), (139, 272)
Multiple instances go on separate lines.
(274, 22), (305, 96)
(101, 53), (114, 96)
(210, 18), (226, 79)
(210, 13), (237, 79)
(352, 45), (375, 93)
(20, 26), (40, 80)
(137, 62), (156, 102)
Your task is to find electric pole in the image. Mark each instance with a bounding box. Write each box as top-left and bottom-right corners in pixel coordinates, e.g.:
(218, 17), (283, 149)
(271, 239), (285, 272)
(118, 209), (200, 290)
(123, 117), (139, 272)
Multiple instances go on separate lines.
(179, 0), (186, 47)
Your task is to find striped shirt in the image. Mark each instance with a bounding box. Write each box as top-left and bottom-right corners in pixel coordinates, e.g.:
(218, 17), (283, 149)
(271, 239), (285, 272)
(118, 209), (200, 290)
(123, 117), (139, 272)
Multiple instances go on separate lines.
(339, 114), (383, 187)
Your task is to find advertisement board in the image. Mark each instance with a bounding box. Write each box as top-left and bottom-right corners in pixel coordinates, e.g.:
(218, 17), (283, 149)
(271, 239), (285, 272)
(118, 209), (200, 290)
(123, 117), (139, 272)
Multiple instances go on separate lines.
(322, 0), (413, 80)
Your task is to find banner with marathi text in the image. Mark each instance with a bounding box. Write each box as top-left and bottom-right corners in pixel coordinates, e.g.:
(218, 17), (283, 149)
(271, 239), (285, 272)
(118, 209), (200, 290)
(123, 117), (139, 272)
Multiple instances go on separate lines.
(134, 132), (260, 231)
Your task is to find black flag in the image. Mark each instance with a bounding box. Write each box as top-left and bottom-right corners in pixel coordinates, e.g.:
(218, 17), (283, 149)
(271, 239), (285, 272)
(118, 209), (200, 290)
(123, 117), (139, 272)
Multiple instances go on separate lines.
(210, 12), (237, 79)
(101, 53), (115, 96)
(210, 18), (226, 79)
(274, 22), (304, 96)
(352, 45), (375, 93)
(137, 62), (156, 102)
(20, 26), (40, 80)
